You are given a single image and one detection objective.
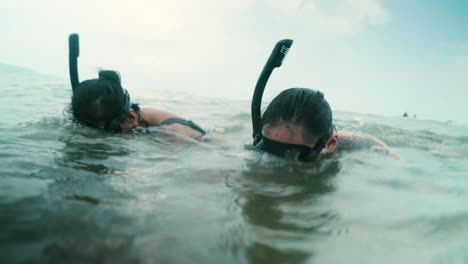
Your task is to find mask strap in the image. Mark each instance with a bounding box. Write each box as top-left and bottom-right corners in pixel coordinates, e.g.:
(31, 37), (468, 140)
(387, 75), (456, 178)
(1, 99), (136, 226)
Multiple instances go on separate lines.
(106, 89), (131, 132)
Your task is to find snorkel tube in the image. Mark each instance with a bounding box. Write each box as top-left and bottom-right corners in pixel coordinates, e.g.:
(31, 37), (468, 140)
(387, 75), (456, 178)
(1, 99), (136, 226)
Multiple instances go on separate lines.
(251, 39), (293, 145)
(69, 33), (80, 93)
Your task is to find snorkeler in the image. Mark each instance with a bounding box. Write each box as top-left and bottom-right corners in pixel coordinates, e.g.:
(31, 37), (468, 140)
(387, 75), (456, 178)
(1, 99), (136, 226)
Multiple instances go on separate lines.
(68, 34), (206, 140)
(250, 39), (399, 162)
(256, 88), (400, 161)
(70, 70), (206, 139)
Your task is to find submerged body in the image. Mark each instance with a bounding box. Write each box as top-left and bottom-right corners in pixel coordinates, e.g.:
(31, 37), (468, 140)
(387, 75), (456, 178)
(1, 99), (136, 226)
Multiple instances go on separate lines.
(262, 123), (401, 160)
(70, 70), (206, 141)
(120, 107), (206, 140)
(256, 88), (400, 161)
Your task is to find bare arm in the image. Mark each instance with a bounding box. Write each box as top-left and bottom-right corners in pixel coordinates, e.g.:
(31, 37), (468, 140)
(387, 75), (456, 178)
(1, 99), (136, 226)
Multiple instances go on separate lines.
(335, 131), (401, 160)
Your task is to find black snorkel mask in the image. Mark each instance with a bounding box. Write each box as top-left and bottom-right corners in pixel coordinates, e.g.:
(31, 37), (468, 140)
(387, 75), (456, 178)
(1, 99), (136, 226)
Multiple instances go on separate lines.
(254, 128), (333, 162)
(69, 33), (131, 133)
(251, 39), (331, 162)
(79, 89), (131, 132)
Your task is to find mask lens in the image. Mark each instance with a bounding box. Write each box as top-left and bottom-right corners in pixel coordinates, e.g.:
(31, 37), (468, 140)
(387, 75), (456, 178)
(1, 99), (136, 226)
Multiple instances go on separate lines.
(255, 137), (315, 162)
(255, 127), (333, 162)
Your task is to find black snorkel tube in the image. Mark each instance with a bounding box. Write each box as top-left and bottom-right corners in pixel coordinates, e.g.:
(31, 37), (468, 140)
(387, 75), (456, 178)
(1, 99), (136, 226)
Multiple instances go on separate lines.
(251, 39), (293, 145)
(69, 33), (80, 93)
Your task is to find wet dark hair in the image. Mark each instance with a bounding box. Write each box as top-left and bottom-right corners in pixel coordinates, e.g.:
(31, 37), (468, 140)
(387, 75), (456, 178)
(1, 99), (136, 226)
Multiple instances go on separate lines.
(261, 88), (332, 143)
(70, 70), (139, 132)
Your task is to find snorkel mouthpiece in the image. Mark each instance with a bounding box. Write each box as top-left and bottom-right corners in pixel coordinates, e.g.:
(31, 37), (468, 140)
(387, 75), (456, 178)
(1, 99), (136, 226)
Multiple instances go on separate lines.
(69, 33), (80, 93)
(251, 39), (293, 145)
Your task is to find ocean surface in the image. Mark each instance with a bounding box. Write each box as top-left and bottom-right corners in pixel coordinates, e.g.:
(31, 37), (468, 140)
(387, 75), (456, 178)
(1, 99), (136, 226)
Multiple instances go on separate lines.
(1, 73), (467, 264)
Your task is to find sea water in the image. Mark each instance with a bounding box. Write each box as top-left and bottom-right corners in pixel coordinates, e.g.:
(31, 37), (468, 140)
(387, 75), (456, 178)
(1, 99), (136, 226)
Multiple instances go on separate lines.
(0, 74), (467, 263)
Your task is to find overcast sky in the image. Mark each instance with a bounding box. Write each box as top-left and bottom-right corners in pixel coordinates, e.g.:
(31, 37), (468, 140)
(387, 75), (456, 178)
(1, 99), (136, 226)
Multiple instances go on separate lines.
(1, 0), (467, 122)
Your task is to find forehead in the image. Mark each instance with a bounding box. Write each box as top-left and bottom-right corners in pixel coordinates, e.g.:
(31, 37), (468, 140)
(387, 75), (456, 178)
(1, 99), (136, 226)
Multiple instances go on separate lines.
(262, 123), (319, 147)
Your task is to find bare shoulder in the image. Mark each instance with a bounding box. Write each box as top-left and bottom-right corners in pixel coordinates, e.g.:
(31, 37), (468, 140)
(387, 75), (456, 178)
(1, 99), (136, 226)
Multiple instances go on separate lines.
(140, 107), (186, 125)
(335, 131), (401, 160)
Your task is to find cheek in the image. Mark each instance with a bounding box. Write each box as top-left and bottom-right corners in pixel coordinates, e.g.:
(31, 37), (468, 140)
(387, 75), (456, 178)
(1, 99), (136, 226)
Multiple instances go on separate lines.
(303, 134), (321, 148)
(120, 122), (129, 129)
(120, 120), (133, 129)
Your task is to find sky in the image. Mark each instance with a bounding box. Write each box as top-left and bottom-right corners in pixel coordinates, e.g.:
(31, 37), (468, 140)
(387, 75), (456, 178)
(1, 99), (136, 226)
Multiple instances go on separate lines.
(0, 0), (467, 122)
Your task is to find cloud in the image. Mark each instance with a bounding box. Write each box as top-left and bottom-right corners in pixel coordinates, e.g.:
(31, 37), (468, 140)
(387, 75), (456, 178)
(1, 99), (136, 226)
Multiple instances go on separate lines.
(1, 0), (392, 40)
(90, 0), (185, 38)
(0, 0), (392, 80)
(295, 0), (392, 34)
(269, 0), (313, 14)
(71, 0), (258, 39)
(62, 0), (391, 38)
(348, 0), (391, 24)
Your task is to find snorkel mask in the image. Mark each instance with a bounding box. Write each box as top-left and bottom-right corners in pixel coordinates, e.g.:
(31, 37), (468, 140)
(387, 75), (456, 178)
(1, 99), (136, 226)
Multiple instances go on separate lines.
(69, 33), (131, 132)
(254, 127), (333, 162)
(251, 39), (332, 162)
(79, 89), (131, 132)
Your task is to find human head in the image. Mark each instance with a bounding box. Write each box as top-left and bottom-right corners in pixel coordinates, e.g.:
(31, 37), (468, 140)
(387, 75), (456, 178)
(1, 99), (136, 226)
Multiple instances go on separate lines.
(70, 70), (140, 132)
(257, 88), (337, 161)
